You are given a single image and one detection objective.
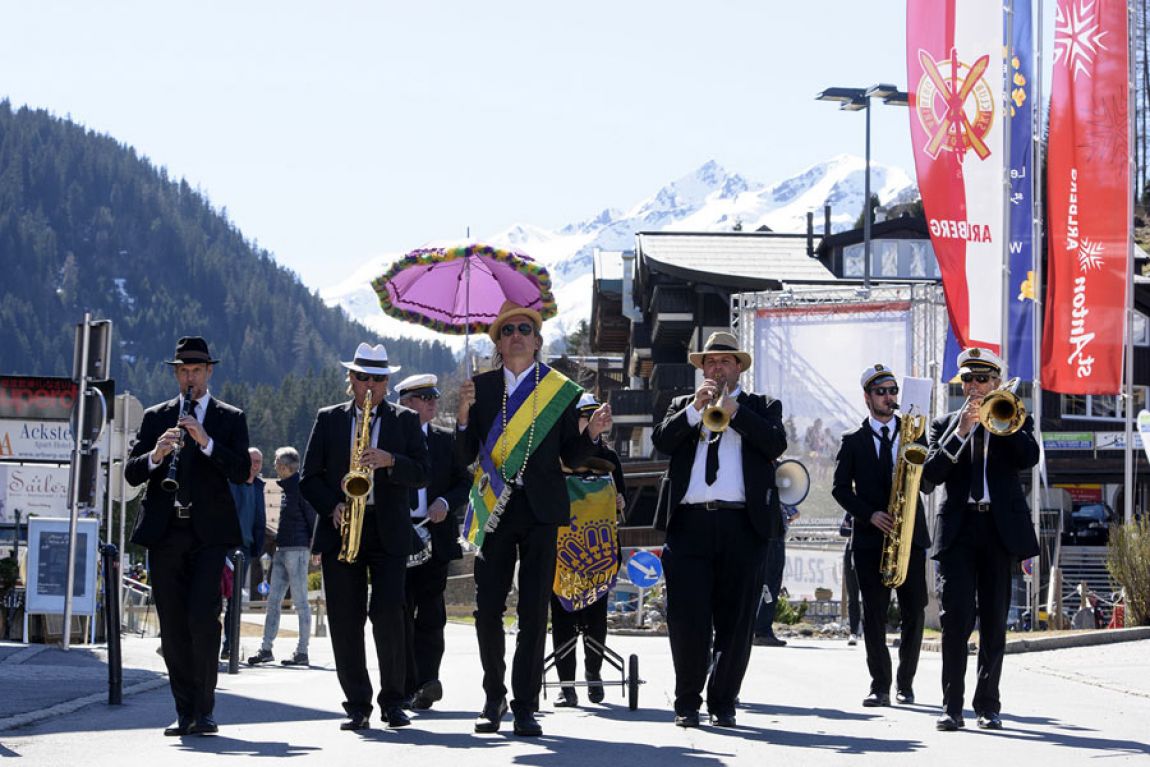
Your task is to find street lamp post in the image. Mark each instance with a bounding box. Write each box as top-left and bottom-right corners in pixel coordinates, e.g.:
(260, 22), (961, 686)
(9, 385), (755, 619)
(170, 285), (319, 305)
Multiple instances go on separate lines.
(815, 84), (909, 289)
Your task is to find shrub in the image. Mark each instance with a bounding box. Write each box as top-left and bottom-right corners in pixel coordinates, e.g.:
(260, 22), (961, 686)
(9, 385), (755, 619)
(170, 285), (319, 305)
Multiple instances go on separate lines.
(775, 595), (808, 625)
(308, 571), (323, 592)
(1107, 516), (1150, 625)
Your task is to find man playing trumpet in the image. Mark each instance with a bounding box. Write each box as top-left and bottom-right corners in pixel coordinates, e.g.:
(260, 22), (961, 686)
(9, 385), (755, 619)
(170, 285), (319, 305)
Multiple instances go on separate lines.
(923, 348), (1039, 732)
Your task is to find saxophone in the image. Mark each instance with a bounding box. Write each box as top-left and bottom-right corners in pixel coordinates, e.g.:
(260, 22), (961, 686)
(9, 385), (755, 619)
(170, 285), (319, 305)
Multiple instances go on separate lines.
(339, 388), (373, 563)
(879, 407), (928, 588)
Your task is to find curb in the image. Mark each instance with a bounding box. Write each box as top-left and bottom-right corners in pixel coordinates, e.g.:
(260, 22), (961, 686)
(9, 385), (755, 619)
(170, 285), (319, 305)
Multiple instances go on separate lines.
(919, 625), (1150, 654)
(0, 676), (169, 733)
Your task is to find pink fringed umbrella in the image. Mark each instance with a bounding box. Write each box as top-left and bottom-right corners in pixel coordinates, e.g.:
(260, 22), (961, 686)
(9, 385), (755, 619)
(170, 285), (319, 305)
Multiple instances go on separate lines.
(372, 243), (557, 337)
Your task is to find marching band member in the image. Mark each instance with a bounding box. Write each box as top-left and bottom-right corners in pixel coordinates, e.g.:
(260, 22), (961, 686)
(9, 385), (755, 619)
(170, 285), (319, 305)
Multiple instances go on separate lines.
(652, 331), (787, 728)
(300, 343), (429, 731)
(832, 364), (929, 708)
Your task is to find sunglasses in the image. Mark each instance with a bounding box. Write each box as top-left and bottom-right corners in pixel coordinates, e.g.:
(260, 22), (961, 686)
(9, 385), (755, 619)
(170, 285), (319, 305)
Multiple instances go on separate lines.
(500, 322), (535, 337)
(960, 373), (993, 384)
(353, 372), (388, 383)
(869, 386), (899, 396)
(408, 392), (439, 401)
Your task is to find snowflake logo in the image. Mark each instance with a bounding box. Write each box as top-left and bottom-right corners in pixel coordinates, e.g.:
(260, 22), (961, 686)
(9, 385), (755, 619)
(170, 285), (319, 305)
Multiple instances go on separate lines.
(1054, 0), (1109, 80)
(1078, 238), (1104, 272)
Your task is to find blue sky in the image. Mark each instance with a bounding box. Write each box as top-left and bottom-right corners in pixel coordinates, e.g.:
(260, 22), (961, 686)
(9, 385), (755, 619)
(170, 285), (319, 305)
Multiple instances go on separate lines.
(3, 1), (936, 288)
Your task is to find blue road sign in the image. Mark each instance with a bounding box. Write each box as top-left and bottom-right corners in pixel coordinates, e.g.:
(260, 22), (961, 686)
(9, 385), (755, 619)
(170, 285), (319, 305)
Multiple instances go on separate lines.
(257, 581), (270, 596)
(626, 550), (663, 588)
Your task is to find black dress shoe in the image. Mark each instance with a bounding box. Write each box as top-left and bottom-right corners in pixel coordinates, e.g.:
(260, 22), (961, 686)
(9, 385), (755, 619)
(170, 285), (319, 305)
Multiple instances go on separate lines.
(340, 712), (371, 731)
(977, 712), (1003, 730)
(586, 671), (605, 703)
(553, 688), (578, 707)
(896, 690), (915, 705)
(385, 707), (411, 728)
(189, 715), (218, 735)
(753, 634), (787, 647)
(710, 712), (737, 727)
(512, 712), (543, 737)
(674, 711), (701, 728)
(164, 716), (193, 736)
(412, 679), (443, 710)
(474, 698), (508, 733)
(863, 692), (891, 707)
(936, 713), (966, 731)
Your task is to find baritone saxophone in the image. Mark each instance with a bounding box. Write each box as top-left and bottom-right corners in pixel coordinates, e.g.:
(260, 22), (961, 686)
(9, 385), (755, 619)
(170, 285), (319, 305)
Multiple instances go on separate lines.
(879, 405), (928, 588)
(339, 388), (373, 563)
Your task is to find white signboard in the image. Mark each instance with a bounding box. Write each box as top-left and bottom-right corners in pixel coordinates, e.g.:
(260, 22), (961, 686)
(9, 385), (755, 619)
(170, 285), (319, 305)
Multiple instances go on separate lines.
(25, 517), (99, 616)
(1094, 431), (1144, 451)
(0, 465), (73, 521)
(0, 420), (76, 462)
(782, 545), (844, 601)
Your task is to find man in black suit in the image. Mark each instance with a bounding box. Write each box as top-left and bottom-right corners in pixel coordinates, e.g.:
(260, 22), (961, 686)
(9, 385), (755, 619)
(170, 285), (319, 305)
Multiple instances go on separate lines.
(126, 336), (251, 737)
(455, 300), (609, 737)
(832, 364), (930, 708)
(923, 347), (1039, 732)
(394, 373), (471, 711)
(652, 330), (787, 729)
(300, 343), (430, 731)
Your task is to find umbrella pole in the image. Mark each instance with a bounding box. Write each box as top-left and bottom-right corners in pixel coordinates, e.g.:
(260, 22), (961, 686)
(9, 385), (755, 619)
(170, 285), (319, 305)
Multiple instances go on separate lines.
(464, 255), (472, 377)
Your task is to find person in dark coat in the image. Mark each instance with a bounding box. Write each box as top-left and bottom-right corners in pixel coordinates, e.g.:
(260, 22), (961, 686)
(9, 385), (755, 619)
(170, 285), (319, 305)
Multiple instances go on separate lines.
(832, 364), (930, 708)
(222, 446), (266, 661)
(922, 347), (1039, 732)
(300, 342), (430, 731)
(652, 331), (787, 729)
(394, 373), (471, 709)
(126, 336), (251, 737)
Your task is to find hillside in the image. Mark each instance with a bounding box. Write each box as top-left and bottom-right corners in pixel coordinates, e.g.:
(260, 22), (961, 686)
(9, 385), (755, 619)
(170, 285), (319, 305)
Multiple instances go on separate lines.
(0, 102), (455, 443)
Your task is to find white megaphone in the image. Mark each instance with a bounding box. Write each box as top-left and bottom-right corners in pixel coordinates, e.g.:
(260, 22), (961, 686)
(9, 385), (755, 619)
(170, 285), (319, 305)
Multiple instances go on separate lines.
(775, 459), (811, 507)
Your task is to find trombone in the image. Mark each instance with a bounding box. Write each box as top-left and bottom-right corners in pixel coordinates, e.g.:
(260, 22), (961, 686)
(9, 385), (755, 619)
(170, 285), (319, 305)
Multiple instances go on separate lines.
(940, 377), (1026, 462)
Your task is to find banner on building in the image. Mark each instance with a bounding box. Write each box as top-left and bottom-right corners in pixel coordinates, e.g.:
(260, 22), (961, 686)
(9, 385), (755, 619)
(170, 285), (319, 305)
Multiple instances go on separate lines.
(1042, 0), (1130, 393)
(907, 0), (1007, 353)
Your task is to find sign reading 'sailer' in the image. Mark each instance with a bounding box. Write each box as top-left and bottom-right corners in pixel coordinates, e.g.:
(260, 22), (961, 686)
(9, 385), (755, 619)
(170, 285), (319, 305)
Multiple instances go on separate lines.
(1041, 0), (1130, 394)
(906, 0), (1007, 355)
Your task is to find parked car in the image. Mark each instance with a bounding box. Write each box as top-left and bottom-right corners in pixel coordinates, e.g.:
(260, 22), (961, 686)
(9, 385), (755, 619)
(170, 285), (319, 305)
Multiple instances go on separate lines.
(1063, 503), (1116, 545)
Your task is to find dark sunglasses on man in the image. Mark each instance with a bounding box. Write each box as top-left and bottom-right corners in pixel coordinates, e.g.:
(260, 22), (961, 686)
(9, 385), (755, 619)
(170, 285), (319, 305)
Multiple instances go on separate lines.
(960, 373), (993, 384)
(353, 372), (388, 383)
(869, 385), (899, 396)
(500, 322), (534, 337)
(409, 392), (439, 401)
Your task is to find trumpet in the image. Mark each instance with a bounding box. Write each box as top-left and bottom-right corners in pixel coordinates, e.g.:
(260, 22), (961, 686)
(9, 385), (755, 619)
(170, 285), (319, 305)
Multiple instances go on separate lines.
(701, 383), (730, 442)
(339, 388), (373, 563)
(940, 377), (1026, 462)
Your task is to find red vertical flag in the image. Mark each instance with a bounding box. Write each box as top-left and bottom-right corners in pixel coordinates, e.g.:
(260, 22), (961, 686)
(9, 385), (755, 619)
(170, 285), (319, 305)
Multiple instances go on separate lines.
(1042, 0), (1131, 393)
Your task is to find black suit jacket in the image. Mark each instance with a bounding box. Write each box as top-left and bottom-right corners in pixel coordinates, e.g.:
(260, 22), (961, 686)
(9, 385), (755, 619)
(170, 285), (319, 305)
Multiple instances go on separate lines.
(301, 399), (430, 558)
(455, 367), (596, 526)
(424, 424), (470, 562)
(651, 391), (788, 540)
(832, 417), (931, 552)
(126, 395), (251, 548)
(922, 411), (1040, 560)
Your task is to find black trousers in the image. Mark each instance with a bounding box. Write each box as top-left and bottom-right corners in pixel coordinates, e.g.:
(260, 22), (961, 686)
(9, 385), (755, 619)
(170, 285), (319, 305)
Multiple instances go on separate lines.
(404, 557), (450, 696)
(853, 545), (927, 695)
(474, 491), (558, 716)
(937, 511), (1014, 716)
(844, 546), (861, 635)
(148, 523), (229, 720)
(322, 513), (407, 716)
(550, 594), (608, 687)
(663, 506), (768, 717)
(753, 536), (786, 635)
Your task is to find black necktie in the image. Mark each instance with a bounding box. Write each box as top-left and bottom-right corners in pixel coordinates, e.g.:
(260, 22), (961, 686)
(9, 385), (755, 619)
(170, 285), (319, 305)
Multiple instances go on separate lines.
(971, 427), (985, 501)
(878, 425), (894, 495)
(705, 433), (721, 486)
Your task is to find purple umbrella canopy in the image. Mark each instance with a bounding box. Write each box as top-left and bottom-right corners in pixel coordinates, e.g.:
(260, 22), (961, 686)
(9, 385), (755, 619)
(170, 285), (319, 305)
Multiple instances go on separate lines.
(371, 243), (557, 335)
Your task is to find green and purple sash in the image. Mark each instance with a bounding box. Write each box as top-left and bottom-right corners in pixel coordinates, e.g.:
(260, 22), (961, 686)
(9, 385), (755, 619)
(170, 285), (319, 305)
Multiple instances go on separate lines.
(463, 363), (582, 549)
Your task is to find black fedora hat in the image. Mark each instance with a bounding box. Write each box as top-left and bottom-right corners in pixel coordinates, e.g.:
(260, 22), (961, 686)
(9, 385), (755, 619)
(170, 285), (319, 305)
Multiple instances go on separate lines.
(164, 336), (221, 366)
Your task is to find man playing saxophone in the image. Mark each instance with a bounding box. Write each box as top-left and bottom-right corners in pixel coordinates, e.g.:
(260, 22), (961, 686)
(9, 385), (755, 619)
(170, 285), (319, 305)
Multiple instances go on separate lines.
(923, 348), (1038, 732)
(300, 343), (430, 731)
(832, 364), (930, 709)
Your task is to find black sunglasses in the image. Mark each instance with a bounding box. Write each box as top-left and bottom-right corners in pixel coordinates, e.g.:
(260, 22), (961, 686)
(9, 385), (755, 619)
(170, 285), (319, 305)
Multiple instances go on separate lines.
(500, 322), (535, 337)
(353, 372), (388, 383)
(869, 386), (899, 396)
(960, 373), (993, 384)
(409, 392), (439, 401)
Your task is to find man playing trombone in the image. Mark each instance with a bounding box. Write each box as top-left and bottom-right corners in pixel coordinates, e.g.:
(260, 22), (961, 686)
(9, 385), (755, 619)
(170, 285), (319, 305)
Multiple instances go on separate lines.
(832, 364), (930, 708)
(922, 348), (1039, 732)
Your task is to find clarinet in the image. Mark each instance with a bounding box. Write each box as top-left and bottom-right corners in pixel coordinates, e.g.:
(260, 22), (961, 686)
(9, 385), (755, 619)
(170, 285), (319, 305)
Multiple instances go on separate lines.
(161, 386), (195, 493)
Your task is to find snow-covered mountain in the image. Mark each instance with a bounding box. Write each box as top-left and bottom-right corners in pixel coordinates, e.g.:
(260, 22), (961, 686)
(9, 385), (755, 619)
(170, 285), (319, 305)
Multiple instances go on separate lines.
(321, 155), (916, 353)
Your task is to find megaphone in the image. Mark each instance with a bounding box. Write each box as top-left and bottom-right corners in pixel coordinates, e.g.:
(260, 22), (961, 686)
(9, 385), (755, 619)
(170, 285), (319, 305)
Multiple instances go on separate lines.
(775, 459), (810, 507)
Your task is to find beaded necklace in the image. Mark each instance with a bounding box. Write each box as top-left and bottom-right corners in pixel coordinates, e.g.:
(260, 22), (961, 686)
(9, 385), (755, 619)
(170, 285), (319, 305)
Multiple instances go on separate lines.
(500, 361), (540, 483)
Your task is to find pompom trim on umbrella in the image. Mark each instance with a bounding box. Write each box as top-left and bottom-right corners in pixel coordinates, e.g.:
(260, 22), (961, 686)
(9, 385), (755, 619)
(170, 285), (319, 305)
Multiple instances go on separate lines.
(371, 244), (558, 336)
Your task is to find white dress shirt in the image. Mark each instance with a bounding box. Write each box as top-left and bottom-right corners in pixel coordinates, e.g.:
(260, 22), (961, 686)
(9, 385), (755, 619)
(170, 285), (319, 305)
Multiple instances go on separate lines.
(680, 386), (746, 505)
(148, 391), (214, 472)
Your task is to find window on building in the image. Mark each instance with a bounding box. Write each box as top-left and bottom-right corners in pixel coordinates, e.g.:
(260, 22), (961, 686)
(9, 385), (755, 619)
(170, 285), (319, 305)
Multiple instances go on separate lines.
(1060, 387), (1149, 420)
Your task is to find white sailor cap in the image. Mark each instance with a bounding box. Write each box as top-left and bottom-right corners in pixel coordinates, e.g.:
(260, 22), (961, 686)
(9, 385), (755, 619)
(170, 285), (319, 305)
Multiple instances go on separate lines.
(860, 363), (897, 390)
(577, 391), (600, 416)
(394, 373), (440, 398)
(957, 347), (1004, 377)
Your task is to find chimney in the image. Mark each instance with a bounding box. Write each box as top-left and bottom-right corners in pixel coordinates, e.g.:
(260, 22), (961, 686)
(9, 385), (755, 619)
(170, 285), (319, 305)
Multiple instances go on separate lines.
(806, 212), (814, 257)
(824, 205), (832, 238)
